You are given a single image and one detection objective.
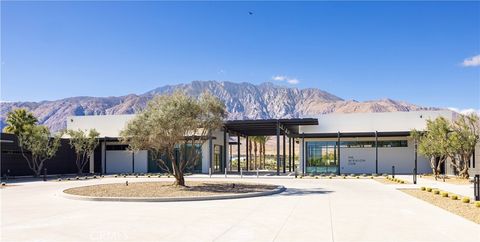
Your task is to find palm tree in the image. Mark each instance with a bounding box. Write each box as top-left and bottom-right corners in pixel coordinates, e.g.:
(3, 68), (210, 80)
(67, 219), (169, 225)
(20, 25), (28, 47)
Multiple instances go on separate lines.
(255, 136), (270, 170)
(3, 109), (38, 135)
(252, 137), (259, 170)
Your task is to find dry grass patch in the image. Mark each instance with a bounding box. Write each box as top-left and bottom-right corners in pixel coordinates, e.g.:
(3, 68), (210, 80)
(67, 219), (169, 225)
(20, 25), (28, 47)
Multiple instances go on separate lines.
(421, 175), (471, 185)
(64, 181), (278, 198)
(401, 189), (480, 224)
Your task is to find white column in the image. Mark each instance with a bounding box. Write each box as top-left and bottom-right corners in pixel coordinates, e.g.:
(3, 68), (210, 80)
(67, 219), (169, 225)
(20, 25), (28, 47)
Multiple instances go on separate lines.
(89, 151), (95, 173)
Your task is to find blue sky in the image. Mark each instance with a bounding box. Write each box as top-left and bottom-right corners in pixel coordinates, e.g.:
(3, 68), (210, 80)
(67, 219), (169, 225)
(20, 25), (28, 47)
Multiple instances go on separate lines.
(1, 1), (479, 111)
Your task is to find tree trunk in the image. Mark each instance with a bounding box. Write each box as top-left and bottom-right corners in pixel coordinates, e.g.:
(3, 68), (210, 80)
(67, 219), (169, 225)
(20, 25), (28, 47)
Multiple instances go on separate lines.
(170, 152), (185, 186)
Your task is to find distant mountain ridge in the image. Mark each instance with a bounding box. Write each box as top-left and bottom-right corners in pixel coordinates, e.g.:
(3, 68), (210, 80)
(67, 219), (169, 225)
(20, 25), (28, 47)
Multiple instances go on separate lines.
(0, 81), (438, 131)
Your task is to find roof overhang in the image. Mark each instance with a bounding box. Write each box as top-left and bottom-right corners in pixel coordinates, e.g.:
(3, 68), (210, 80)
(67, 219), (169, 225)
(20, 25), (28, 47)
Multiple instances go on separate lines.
(224, 118), (319, 136)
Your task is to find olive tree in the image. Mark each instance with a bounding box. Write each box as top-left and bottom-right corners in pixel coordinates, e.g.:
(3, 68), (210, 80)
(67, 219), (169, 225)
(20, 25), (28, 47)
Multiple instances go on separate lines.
(67, 129), (100, 175)
(121, 91), (226, 186)
(448, 113), (479, 178)
(4, 109), (61, 177)
(411, 117), (451, 179)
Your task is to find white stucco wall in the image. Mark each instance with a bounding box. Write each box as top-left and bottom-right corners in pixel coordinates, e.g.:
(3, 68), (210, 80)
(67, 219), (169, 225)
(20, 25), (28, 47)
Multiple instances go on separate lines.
(105, 150), (148, 174)
(67, 114), (135, 137)
(299, 110), (455, 134)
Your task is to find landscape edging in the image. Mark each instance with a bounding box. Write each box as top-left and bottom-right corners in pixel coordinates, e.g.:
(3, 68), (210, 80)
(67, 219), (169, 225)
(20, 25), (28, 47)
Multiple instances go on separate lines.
(60, 185), (286, 202)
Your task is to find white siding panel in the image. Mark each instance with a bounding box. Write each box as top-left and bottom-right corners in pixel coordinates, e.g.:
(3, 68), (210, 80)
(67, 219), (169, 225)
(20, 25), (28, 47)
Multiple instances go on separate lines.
(340, 148), (376, 174)
(106, 151), (133, 174)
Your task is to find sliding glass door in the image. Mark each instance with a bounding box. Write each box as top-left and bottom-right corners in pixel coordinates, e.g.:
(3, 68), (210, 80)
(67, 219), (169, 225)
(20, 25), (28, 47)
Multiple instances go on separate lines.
(306, 141), (338, 174)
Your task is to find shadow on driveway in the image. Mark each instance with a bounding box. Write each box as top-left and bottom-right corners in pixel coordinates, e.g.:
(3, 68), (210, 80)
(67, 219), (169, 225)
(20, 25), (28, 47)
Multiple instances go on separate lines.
(279, 187), (334, 196)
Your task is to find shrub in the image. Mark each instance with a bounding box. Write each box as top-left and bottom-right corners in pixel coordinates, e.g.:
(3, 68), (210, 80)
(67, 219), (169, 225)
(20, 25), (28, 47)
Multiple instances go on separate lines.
(299, 176), (303, 179)
(426, 188), (432, 192)
(93, 175), (97, 179)
(114, 175), (118, 178)
(433, 190), (440, 195)
(328, 176), (332, 179)
(75, 176), (79, 180)
(343, 176), (346, 179)
(148, 175), (151, 178)
(370, 176), (374, 179)
(420, 187), (426, 191)
(158, 175), (161, 178)
(356, 176), (360, 179)
(451, 195), (458, 200)
(475, 201), (480, 208)
(57, 178), (62, 181)
(462, 197), (470, 203)
(67, 178), (71, 181)
(441, 192), (448, 197)
(1, 182), (6, 186)
(400, 180), (405, 184)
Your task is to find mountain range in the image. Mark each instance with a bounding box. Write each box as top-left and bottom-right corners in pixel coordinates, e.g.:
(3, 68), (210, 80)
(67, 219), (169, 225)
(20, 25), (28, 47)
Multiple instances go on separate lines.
(0, 81), (438, 132)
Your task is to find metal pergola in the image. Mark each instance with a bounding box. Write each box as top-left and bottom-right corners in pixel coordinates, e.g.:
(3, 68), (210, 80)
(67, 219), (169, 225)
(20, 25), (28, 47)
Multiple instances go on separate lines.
(223, 118), (319, 175)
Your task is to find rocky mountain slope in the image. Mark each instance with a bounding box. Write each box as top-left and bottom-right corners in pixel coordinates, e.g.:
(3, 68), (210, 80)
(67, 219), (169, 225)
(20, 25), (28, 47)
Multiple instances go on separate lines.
(0, 81), (437, 131)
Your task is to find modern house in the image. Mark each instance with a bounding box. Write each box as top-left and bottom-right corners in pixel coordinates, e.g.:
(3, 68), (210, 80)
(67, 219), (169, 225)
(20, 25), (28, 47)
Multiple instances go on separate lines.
(64, 110), (479, 176)
(2, 110), (478, 177)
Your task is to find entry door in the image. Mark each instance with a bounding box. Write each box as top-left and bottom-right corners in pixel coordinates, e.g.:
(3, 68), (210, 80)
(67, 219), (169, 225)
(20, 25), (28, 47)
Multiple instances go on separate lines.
(213, 145), (223, 172)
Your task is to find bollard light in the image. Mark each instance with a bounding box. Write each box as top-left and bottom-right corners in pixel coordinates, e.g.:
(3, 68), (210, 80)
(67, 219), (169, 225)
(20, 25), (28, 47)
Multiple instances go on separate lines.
(474, 175), (479, 201)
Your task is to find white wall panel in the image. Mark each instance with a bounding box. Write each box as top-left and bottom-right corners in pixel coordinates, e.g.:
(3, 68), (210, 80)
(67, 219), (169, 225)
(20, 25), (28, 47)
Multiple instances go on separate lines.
(106, 151), (133, 174)
(340, 148), (376, 174)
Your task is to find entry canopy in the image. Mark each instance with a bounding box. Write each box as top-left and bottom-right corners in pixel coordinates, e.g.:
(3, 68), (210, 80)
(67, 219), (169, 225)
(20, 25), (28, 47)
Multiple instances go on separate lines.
(224, 118), (318, 136)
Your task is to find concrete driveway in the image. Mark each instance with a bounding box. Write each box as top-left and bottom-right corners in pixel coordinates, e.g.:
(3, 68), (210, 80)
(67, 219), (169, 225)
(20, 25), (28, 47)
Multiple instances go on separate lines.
(1, 176), (479, 242)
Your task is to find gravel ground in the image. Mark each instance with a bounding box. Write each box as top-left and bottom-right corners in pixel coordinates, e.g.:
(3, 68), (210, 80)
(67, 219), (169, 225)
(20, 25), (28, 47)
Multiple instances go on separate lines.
(63, 181), (278, 198)
(374, 177), (408, 184)
(421, 175), (472, 185)
(401, 189), (480, 224)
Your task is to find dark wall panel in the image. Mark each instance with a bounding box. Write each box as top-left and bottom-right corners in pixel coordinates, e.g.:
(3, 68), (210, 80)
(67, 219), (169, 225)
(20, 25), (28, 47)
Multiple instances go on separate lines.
(1, 133), (99, 177)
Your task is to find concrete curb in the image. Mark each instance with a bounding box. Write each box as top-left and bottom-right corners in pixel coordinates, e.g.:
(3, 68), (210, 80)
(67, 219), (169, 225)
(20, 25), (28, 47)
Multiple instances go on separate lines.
(60, 185), (286, 202)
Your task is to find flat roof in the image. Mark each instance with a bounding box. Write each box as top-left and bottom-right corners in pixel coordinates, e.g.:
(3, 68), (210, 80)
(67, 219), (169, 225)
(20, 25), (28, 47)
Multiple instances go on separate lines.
(224, 118), (318, 136)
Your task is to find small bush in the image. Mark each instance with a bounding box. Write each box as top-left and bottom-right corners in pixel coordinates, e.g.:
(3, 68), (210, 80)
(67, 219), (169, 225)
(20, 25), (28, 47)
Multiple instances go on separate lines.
(328, 176), (332, 179)
(433, 190), (440, 195)
(475, 201), (480, 208)
(441, 192), (448, 197)
(426, 188), (432, 192)
(67, 178), (71, 181)
(315, 176), (319, 179)
(1, 182), (6, 186)
(57, 178), (62, 181)
(462, 197), (470, 203)
(356, 176), (360, 179)
(93, 175), (97, 179)
(420, 187), (426, 191)
(451, 195), (458, 200)
(158, 175), (161, 178)
(114, 175), (118, 178)
(299, 176), (303, 179)
(148, 175), (151, 178)
(75, 176), (79, 180)
(370, 176), (374, 179)
(400, 180), (405, 184)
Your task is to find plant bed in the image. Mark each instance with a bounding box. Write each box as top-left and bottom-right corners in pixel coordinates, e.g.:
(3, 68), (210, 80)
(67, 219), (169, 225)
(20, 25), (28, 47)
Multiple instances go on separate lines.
(374, 177), (409, 184)
(401, 189), (480, 224)
(421, 175), (471, 185)
(63, 181), (283, 202)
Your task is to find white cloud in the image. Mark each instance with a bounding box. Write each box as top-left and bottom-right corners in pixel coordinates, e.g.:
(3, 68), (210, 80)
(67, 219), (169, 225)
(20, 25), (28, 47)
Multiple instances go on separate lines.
(271, 75), (300, 84)
(462, 55), (480, 67)
(447, 107), (480, 115)
(287, 78), (299, 84)
(272, 75), (287, 81)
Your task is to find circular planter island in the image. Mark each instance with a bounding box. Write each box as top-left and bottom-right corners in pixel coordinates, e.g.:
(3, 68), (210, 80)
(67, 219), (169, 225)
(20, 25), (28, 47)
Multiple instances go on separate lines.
(62, 181), (285, 202)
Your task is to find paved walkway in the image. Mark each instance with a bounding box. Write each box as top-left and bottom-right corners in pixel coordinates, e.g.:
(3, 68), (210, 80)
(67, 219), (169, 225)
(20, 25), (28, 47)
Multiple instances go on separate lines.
(1, 176), (479, 242)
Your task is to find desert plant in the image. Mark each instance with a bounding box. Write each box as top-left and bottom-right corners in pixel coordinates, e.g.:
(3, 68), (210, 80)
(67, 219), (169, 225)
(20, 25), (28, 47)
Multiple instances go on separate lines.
(441, 192), (448, 197)
(462, 197), (470, 203)
(315, 176), (319, 179)
(426, 188), (432, 192)
(121, 91), (225, 186)
(67, 129), (100, 175)
(420, 187), (426, 191)
(451, 195), (458, 200)
(57, 178), (62, 182)
(433, 190), (440, 195)
(1, 182), (6, 186)
(328, 176), (332, 179)
(475, 201), (480, 208)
